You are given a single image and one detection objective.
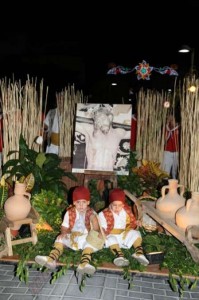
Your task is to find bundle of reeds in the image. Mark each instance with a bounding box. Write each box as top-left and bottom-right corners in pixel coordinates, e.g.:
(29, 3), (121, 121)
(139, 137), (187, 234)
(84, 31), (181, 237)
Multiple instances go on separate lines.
(0, 77), (48, 164)
(136, 88), (173, 165)
(56, 84), (85, 158)
(179, 77), (199, 191)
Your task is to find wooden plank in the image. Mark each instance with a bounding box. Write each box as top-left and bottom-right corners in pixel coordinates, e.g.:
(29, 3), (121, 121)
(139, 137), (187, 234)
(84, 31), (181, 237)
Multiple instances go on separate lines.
(84, 170), (116, 176)
(84, 170), (117, 188)
(5, 228), (13, 256)
(10, 218), (33, 226)
(142, 201), (199, 264)
(124, 190), (199, 263)
(11, 237), (34, 246)
(142, 202), (186, 243)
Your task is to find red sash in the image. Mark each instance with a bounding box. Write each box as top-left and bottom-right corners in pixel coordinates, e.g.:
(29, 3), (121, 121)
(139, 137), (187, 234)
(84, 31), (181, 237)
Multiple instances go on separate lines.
(165, 125), (179, 152)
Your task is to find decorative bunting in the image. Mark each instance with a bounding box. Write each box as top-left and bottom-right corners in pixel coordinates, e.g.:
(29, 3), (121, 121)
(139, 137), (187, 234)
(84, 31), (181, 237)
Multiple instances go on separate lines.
(107, 60), (178, 80)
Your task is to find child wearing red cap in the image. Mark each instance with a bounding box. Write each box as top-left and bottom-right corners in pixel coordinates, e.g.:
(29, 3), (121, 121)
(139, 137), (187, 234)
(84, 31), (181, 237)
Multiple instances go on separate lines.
(98, 188), (149, 267)
(35, 186), (103, 275)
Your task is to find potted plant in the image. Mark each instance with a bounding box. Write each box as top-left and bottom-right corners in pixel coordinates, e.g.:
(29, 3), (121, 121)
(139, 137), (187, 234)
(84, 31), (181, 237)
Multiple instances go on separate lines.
(2, 134), (77, 198)
(132, 159), (169, 198)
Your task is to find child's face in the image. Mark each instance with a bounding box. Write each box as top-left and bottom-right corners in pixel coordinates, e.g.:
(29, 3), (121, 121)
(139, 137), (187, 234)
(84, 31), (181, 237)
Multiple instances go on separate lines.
(110, 201), (124, 214)
(74, 199), (90, 213)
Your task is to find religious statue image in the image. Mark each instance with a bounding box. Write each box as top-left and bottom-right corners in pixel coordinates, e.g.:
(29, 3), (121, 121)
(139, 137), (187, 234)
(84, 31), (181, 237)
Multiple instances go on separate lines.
(72, 104), (132, 175)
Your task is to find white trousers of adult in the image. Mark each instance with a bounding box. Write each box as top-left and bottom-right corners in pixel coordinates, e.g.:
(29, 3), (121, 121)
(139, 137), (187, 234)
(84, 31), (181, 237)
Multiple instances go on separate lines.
(105, 229), (141, 249)
(163, 151), (179, 179)
(46, 144), (59, 155)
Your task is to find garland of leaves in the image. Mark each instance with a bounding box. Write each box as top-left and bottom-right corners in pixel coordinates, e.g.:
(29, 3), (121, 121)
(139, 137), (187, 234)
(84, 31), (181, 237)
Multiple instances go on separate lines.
(12, 229), (199, 296)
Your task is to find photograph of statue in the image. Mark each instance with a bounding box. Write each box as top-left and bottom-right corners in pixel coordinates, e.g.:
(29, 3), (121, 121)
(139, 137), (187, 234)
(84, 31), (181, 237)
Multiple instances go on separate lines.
(72, 104), (132, 175)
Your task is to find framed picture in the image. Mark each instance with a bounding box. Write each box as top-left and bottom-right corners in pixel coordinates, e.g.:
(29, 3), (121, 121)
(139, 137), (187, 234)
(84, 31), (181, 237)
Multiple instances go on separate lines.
(72, 103), (132, 175)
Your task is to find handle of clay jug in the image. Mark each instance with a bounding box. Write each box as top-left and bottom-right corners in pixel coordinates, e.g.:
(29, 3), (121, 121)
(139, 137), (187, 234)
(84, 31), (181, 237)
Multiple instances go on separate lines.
(177, 184), (185, 196)
(161, 185), (169, 199)
(186, 199), (192, 212)
(24, 192), (31, 200)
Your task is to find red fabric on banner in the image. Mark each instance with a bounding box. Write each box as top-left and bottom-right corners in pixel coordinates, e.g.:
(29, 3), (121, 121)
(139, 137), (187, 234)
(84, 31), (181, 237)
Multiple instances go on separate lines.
(130, 115), (137, 150)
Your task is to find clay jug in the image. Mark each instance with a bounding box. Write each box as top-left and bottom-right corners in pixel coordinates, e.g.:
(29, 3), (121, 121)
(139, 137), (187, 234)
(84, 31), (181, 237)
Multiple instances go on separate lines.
(176, 191), (199, 231)
(156, 179), (185, 221)
(4, 182), (31, 230)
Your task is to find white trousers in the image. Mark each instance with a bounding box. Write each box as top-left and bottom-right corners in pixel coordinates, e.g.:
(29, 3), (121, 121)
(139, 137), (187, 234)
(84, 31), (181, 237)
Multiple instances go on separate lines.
(163, 151), (179, 179)
(55, 233), (98, 252)
(46, 144), (59, 155)
(105, 229), (141, 249)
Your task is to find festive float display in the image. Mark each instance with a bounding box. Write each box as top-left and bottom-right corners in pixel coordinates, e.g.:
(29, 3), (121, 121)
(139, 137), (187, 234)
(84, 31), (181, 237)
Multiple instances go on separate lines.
(0, 73), (199, 298)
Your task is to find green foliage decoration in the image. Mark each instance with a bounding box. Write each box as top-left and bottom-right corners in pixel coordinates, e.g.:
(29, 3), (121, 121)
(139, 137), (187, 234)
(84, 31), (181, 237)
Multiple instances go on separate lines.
(2, 134), (77, 197)
(117, 151), (144, 199)
(132, 159), (169, 198)
(12, 228), (199, 296)
(32, 189), (68, 231)
(0, 176), (9, 210)
(0, 176), (9, 219)
(88, 179), (108, 212)
(161, 236), (199, 298)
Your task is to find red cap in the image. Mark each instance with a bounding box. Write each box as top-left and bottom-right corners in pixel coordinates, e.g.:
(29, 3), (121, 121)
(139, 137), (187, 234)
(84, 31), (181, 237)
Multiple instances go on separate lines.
(73, 186), (90, 202)
(109, 188), (125, 203)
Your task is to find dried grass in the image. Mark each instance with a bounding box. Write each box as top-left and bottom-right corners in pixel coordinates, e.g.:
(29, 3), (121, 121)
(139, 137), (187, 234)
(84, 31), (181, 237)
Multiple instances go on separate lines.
(0, 76), (47, 164)
(179, 77), (199, 191)
(56, 84), (86, 158)
(136, 88), (171, 165)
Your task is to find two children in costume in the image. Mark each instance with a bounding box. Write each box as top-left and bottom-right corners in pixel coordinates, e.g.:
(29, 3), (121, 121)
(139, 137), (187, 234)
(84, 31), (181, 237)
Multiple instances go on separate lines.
(35, 186), (149, 275)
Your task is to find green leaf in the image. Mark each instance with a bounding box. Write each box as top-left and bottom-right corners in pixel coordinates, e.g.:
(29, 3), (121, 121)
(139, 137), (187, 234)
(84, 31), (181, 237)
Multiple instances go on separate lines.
(190, 279), (198, 290)
(36, 153), (46, 168)
(0, 186), (8, 208)
(24, 173), (35, 191)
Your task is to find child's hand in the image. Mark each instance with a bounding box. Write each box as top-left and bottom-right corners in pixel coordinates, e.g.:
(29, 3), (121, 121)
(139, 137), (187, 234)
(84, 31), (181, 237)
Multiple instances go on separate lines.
(57, 233), (69, 240)
(136, 220), (142, 228)
(98, 232), (104, 240)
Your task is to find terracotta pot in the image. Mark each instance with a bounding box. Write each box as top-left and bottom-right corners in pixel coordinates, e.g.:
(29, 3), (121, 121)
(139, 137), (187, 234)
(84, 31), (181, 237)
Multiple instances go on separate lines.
(176, 191), (199, 231)
(4, 182), (31, 230)
(156, 179), (185, 221)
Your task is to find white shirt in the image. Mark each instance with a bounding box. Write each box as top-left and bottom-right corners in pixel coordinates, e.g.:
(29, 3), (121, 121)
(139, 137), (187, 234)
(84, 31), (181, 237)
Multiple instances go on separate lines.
(98, 208), (127, 231)
(62, 209), (87, 234)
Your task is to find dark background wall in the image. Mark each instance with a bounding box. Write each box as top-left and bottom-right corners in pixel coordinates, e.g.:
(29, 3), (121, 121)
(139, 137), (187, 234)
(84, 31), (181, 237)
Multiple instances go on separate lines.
(0, 1), (198, 107)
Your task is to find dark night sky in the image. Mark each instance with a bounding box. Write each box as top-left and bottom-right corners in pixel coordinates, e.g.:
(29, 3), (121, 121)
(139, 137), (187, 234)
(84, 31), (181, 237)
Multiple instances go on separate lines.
(0, 1), (198, 104)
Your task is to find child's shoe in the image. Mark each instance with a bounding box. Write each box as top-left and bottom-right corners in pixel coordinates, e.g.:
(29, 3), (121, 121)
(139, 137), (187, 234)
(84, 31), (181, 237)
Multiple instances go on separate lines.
(35, 255), (57, 270)
(132, 253), (149, 266)
(76, 263), (96, 275)
(113, 256), (129, 267)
